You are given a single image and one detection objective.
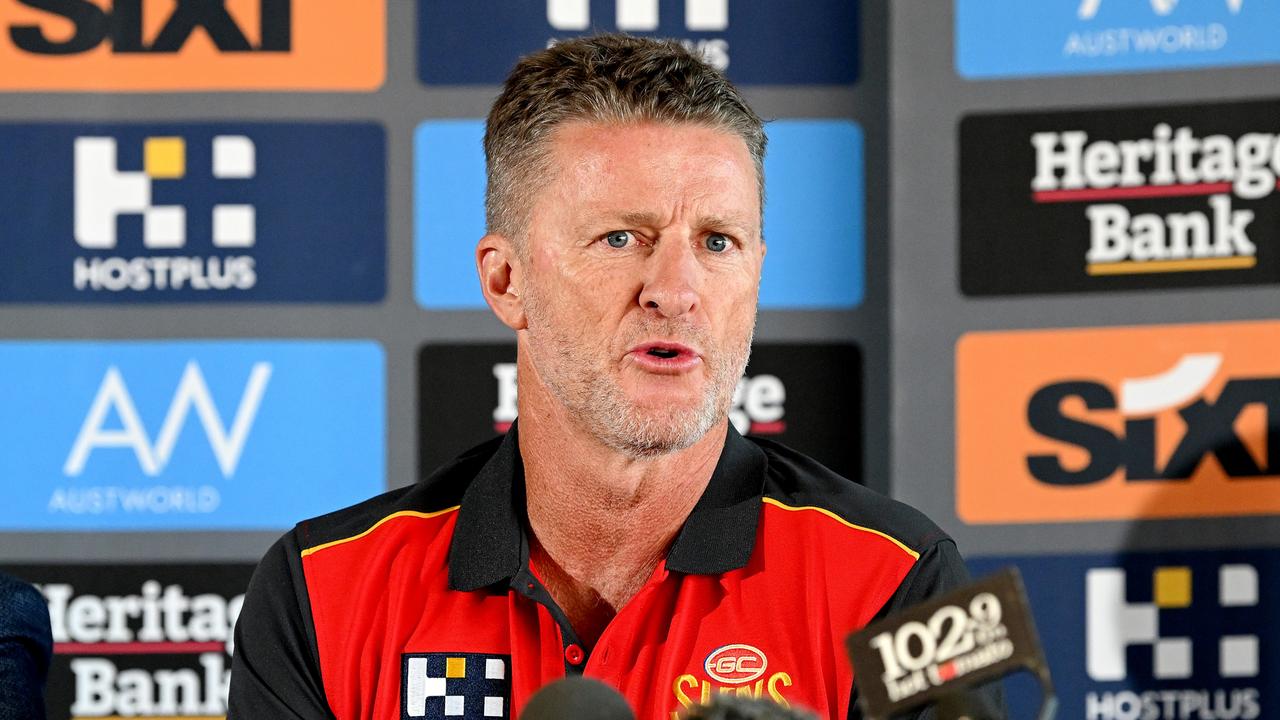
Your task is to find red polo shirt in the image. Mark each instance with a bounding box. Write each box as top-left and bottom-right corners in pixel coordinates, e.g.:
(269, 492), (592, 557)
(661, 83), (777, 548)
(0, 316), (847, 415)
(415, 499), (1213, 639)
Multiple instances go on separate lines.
(229, 426), (998, 719)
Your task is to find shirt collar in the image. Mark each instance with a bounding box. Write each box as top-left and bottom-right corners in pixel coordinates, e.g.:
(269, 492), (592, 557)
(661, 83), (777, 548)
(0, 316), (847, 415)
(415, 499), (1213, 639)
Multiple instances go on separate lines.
(447, 421), (768, 592)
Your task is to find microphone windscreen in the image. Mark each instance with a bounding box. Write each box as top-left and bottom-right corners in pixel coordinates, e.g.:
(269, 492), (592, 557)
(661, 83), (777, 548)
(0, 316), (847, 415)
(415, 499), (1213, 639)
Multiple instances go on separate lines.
(520, 676), (635, 720)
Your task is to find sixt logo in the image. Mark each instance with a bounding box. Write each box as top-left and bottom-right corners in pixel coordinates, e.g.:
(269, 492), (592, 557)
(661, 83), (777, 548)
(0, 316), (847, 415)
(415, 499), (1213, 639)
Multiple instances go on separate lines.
(8, 0), (290, 55)
(955, 321), (1280, 523)
(490, 363), (786, 436)
(546, 0), (728, 69)
(1085, 565), (1261, 720)
(74, 134), (258, 293)
(1030, 124), (1279, 276)
(1025, 352), (1278, 484)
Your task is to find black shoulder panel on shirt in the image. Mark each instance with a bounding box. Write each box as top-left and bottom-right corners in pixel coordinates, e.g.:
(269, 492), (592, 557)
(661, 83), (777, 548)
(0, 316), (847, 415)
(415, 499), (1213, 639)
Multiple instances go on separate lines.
(751, 437), (952, 556)
(291, 435), (505, 553)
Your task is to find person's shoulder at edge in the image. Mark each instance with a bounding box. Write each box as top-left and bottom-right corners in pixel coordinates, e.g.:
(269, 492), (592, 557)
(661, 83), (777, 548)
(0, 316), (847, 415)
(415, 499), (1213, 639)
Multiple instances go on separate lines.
(289, 434), (506, 556)
(749, 436), (952, 556)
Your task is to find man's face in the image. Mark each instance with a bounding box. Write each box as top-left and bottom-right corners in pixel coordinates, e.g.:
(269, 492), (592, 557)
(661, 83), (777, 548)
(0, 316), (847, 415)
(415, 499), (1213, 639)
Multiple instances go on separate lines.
(518, 120), (765, 457)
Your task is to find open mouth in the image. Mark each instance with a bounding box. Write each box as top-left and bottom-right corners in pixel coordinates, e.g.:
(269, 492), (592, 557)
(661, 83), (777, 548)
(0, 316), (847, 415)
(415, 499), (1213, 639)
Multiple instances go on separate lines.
(647, 347), (680, 359)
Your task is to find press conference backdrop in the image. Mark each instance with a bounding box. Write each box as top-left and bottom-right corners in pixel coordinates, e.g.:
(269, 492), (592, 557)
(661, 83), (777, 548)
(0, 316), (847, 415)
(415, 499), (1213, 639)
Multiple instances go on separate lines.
(0, 2), (1275, 719)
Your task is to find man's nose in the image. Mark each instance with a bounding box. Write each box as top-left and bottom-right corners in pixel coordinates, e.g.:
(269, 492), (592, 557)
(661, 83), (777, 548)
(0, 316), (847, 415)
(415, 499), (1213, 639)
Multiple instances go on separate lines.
(638, 239), (701, 318)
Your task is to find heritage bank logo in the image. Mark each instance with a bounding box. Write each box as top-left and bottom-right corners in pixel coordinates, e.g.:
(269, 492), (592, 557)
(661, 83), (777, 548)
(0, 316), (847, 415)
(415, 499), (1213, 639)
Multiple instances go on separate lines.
(955, 0), (1280, 79)
(955, 321), (1280, 524)
(3, 563), (254, 720)
(417, 0), (858, 85)
(418, 343), (862, 481)
(415, 119), (864, 310)
(0, 123), (385, 303)
(0, 0), (384, 91)
(960, 100), (1280, 296)
(968, 550), (1272, 720)
(0, 341), (384, 530)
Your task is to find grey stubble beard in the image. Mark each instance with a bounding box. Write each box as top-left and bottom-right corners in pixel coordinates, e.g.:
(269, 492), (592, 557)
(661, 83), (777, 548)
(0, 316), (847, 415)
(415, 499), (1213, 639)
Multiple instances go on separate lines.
(521, 285), (754, 458)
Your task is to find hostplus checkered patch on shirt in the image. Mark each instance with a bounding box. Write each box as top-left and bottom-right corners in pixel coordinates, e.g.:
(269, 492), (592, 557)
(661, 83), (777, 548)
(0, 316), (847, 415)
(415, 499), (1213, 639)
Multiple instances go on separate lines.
(402, 652), (511, 719)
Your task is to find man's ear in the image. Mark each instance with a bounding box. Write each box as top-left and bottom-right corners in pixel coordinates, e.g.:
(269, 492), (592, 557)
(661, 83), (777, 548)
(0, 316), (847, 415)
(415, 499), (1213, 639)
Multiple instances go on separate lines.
(476, 233), (528, 331)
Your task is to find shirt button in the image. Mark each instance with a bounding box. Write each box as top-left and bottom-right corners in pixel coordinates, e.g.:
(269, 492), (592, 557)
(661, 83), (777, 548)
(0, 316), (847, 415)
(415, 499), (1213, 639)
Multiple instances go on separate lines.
(564, 643), (585, 665)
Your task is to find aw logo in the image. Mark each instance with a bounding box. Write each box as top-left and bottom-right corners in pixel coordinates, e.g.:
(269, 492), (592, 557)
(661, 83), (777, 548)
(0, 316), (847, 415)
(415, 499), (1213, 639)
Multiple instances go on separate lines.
(415, 119), (864, 310)
(0, 123), (386, 303)
(418, 343), (862, 482)
(956, 320), (1280, 523)
(0, 341), (384, 530)
(417, 0), (858, 85)
(969, 550), (1273, 720)
(0, 0), (384, 91)
(955, 0), (1280, 79)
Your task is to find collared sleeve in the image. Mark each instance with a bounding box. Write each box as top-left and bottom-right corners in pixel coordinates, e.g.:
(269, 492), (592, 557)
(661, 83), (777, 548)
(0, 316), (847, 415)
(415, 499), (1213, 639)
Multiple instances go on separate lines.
(848, 539), (1008, 720)
(228, 532), (334, 719)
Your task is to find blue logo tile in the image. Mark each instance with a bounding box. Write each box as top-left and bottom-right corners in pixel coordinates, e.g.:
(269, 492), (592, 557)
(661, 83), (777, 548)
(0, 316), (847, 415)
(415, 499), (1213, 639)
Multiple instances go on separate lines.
(0, 341), (385, 530)
(0, 123), (385, 303)
(418, 0), (859, 85)
(956, 0), (1280, 79)
(414, 119), (863, 309)
(969, 549), (1276, 719)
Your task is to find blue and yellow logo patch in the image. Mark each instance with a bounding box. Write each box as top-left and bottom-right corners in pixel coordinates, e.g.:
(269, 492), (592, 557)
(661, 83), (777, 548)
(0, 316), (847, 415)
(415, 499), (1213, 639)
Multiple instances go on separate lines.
(401, 652), (512, 719)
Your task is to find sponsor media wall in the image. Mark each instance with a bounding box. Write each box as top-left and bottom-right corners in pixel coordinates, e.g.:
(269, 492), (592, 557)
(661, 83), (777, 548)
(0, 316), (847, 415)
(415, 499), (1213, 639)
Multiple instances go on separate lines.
(0, 0), (1273, 718)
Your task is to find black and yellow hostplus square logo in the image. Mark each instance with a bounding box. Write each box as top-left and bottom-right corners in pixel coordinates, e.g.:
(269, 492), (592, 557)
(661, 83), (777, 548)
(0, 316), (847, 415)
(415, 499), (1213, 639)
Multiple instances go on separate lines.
(401, 652), (512, 719)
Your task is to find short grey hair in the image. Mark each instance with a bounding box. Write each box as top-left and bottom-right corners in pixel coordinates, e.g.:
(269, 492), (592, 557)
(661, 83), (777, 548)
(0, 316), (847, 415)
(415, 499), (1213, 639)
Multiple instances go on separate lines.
(483, 33), (766, 245)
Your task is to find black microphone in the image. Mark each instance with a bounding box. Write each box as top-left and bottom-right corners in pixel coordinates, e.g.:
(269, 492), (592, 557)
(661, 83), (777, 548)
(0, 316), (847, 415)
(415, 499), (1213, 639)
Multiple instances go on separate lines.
(845, 567), (1056, 720)
(519, 676), (635, 720)
(681, 693), (817, 719)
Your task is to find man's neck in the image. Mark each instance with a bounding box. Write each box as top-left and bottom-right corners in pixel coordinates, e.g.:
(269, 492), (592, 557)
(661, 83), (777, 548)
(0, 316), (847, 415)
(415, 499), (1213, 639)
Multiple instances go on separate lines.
(517, 394), (725, 648)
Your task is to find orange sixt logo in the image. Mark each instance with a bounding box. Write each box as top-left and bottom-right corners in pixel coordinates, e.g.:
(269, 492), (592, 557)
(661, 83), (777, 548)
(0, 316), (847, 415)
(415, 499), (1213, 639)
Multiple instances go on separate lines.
(956, 320), (1280, 523)
(669, 644), (793, 718)
(0, 0), (383, 91)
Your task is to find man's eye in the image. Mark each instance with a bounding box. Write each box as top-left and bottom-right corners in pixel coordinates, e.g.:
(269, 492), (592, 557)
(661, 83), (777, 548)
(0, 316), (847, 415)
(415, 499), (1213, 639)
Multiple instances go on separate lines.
(705, 233), (730, 253)
(604, 230), (632, 248)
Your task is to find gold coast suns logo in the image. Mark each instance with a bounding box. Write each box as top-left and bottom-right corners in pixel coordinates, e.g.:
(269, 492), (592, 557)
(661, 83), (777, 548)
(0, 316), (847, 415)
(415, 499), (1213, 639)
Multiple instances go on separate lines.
(669, 644), (795, 718)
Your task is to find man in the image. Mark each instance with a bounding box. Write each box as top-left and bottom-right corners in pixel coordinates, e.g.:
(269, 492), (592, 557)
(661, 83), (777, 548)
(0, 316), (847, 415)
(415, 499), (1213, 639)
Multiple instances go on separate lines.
(230, 35), (1001, 719)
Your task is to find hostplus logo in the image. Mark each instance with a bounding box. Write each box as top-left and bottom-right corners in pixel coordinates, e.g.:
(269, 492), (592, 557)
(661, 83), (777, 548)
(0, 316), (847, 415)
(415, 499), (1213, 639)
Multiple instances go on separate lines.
(546, 0), (729, 70)
(52, 361), (270, 516)
(1030, 124), (1279, 276)
(74, 134), (258, 293)
(1085, 565), (1261, 719)
(9, 0), (291, 55)
(489, 363), (786, 436)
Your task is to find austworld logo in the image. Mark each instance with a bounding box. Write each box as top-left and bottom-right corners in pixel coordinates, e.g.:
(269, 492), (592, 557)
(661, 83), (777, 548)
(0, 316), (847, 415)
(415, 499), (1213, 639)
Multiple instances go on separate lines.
(417, 0), (859, 85)
(0, 123), (386, 303)
(955, 0), (1280, 79)
(0, 340), (384, 530)
(960, 100), (1280, 296)
(4, 564), (254, 720)
(969, 550), (1273, 720)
